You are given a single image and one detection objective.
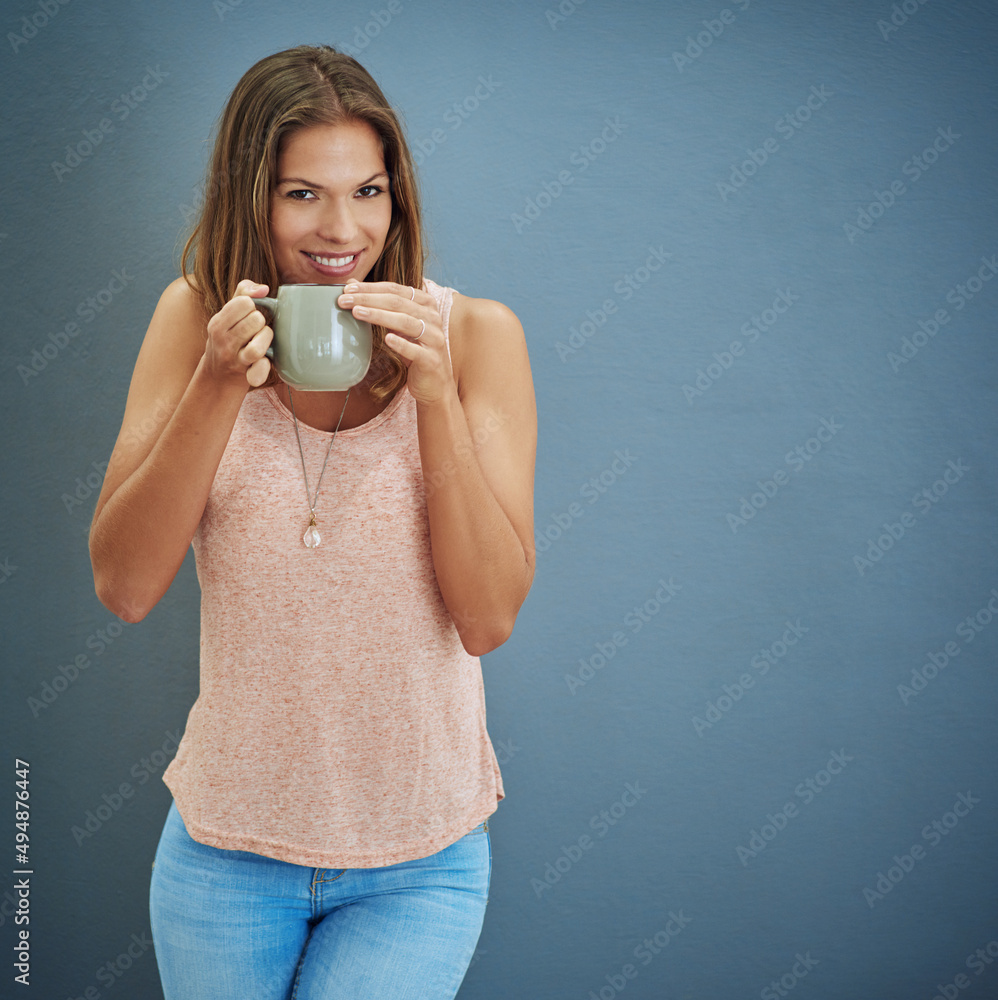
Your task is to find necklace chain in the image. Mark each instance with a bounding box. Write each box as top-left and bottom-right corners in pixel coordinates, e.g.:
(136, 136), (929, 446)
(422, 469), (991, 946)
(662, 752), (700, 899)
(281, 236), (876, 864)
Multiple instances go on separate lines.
(287, 386), (352, 547)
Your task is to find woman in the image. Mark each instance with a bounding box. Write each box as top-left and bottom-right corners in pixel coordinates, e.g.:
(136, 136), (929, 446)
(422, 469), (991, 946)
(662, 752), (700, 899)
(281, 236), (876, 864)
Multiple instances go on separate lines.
(89, 44), (536, 999)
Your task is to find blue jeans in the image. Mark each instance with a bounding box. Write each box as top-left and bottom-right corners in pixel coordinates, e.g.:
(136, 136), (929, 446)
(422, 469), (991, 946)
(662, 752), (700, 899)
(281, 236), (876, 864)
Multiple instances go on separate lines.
(149, 801), (491, 999)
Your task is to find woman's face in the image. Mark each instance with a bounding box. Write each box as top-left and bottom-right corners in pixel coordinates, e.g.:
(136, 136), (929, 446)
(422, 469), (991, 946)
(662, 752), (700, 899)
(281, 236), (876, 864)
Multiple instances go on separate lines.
(270, 120), (392, 284)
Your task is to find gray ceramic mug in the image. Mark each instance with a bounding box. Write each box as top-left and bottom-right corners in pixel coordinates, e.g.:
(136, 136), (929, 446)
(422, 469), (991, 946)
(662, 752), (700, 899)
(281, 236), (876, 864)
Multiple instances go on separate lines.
(253, 283), (372, 391)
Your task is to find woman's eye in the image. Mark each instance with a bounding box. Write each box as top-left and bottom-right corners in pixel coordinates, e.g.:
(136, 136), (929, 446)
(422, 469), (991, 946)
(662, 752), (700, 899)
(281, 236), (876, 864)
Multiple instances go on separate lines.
(287, 189), (315, 201)
(358, 185), (384, 198)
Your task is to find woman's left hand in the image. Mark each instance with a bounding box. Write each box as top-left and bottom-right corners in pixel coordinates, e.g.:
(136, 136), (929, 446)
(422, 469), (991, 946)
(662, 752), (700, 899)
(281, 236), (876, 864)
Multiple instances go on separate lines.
(338, 281), (453, 405)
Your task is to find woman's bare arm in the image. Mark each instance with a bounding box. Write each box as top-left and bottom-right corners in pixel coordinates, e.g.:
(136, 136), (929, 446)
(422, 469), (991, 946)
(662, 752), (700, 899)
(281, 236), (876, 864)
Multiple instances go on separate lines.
(89, 277), (273, 622)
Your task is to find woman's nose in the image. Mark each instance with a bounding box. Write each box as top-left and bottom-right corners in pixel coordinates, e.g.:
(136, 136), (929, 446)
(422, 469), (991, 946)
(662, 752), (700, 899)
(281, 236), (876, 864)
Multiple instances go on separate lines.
(316, 199), (358, 244)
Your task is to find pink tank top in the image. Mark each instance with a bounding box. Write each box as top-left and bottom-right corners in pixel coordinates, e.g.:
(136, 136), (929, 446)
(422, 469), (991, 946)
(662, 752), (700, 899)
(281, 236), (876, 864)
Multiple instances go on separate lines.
(163, 279), (504, 868)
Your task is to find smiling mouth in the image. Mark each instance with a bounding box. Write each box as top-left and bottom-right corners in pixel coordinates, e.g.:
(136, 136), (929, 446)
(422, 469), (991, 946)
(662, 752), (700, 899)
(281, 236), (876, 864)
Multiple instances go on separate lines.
(305, 251), (358, 267)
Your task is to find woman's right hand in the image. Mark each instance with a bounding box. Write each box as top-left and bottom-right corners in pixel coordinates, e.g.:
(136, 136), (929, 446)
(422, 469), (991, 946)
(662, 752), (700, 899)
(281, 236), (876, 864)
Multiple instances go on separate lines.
(204, 279), (274, 387)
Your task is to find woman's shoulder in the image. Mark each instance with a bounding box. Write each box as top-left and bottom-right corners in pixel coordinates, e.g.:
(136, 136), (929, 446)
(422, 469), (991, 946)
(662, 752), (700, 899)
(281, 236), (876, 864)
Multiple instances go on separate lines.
(151, 275), (212, 342)
(160, 274), (208, 317)
(132, 275), (213, 378)
(423, 278), (518, 325)
(449, 289), (519, 324)
(442, 286), (527, 393)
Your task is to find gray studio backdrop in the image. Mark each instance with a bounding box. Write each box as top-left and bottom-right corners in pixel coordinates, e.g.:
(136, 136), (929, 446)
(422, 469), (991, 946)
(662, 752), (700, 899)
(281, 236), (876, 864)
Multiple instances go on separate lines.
(2, 0), (997, 997)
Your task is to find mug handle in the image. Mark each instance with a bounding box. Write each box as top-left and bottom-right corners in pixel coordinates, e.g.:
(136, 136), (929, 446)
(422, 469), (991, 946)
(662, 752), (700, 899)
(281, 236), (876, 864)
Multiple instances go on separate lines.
(252, 297), (279, 358)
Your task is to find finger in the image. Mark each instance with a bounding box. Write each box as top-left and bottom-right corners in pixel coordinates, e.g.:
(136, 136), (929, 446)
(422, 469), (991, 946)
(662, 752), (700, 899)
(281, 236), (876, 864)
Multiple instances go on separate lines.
(405, 317), (428, 342)
(387, 283), (422, 309)
(340, 282), (425, 309)
(238, 324), (272, 366)
(383, 332), (419, 361)
(211, 296), (264, 340)
(236, 279), (268, 297)
(228, 282), (270, 324)
(245, 356), (271, 387)
(231, 295), (269, 325)
(352, 305), (430, 341)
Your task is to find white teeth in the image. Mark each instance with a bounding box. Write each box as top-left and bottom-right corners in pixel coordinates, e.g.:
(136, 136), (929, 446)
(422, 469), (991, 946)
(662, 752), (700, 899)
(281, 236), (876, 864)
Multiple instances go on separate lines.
(307, 252), (356, 267)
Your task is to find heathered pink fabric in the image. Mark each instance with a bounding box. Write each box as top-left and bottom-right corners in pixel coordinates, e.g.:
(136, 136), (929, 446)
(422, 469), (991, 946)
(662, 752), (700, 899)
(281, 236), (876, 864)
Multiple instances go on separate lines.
(163, 279), (504, 868)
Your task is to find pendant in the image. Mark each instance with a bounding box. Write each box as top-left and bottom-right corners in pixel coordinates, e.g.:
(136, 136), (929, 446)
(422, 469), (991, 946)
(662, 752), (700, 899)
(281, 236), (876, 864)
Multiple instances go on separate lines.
(303, 513), (321, 549)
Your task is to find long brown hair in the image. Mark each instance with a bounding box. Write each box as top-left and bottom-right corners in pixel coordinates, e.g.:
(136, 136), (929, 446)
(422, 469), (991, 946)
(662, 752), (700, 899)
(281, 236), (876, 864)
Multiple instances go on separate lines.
(181, 45), (424, 400)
